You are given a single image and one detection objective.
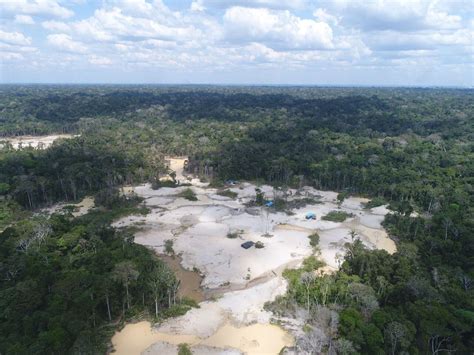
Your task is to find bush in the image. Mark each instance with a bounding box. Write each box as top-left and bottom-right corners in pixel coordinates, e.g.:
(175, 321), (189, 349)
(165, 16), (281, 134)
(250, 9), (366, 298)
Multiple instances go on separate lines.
(164, 239), (174, 254)
(255, 188), (265, 206)
(322, 211), (354, 222)
(337, 192), (348, 205)
(274, 198), (287, 211)
(308, 232), (320, 247)
(302, 256), (325, 271)
(178, 343), (192, 355)
(364, 196), (386, 209)
(227, 231), (240, 239)
(255, 241), (265, 248)
(152, 179), (178, 189)
(178, 188), (198, 201)
(217, 189), (238, 199)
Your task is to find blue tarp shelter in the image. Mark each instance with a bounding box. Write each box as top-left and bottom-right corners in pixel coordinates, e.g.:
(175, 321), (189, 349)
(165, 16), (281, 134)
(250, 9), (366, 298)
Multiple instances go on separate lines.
(305, 212), (316, 220)
(265, 200), (274, 207)
(241, 241), (255, 249)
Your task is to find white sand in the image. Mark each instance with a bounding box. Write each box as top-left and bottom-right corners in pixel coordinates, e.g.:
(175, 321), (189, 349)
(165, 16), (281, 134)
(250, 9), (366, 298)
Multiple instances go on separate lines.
(1, 134), (77, 150)
(111, 158), (397, 355)
(42, 196), (95, 217)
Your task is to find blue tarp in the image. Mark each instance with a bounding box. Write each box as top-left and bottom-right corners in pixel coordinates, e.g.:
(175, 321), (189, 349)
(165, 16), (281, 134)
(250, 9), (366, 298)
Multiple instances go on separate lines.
(241, 241), (255, 249)
(305, 212), (316, 220)
(265, 200), (274, 207)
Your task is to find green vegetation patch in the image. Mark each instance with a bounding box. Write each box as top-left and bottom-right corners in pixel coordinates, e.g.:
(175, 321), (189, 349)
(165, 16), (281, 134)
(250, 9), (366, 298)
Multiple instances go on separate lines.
(322, 210), (354, 222)
(308, 232), (320, 248)
(217, 189), (238, 199)
(363, 196), (386, 209)
(177, 188), (198, 201)
(152, 179), (179, 189)
(226, 230), (241, 239)
(178, 343), (192, 355)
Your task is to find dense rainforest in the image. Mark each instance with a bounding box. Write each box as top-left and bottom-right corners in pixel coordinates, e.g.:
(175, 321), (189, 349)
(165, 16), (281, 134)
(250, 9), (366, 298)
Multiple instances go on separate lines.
(0, 85), (472, 354)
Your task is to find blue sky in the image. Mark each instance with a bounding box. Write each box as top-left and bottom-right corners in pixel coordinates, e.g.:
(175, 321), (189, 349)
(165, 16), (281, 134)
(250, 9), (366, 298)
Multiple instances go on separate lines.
(0, 0), (473, 86)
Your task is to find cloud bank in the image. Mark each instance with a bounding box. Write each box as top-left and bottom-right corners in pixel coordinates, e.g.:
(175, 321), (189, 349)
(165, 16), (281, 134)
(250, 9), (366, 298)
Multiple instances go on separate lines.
(0, 0), (472, 85)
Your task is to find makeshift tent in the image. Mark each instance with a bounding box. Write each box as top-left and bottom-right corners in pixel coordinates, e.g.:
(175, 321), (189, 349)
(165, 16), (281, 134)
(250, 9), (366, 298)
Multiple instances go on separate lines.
(241, 241), (255, 249)
(305, 212), (316, 220)
(265, 201), (274, 207)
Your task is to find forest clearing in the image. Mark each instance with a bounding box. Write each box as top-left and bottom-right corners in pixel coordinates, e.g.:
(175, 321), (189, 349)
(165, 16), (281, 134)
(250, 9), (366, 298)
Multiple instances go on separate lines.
(111, 158), (396, 354)
(1, 134), (76, 150)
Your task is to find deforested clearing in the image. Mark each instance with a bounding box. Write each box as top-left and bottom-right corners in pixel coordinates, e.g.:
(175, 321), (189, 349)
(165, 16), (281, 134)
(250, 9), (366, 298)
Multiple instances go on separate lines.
(111, 158), (396, 354)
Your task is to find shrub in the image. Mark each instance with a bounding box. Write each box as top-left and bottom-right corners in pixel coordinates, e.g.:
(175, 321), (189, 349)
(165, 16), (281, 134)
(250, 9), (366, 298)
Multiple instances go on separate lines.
(255, 241), (265, 248)
(274, 198), (287, 211)
(178, 344), (192, 355)
(217, 189), (238, 199)
(308, 232), (320, 247)
(255, 188), (265, 206)
(151, 178), (178, 190)
(302, 256), (325, 272)
(364, 196), (386, 209)
(322, 211), (354, 222)
(178, 188), (198, 201)
(227, 231), (240, 239)
(164, 239), (174, 254)
(337, 192), (349, 205)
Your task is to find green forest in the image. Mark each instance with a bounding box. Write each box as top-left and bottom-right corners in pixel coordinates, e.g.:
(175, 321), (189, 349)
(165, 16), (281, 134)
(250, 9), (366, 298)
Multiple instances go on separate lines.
(0, 85), (472, 354)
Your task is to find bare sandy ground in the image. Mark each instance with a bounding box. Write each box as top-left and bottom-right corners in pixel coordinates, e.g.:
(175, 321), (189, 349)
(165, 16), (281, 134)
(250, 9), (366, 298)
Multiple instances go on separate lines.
(111, 157), (397, 355)
(1, 134), (76, 150)
(42, 196), (95, 217)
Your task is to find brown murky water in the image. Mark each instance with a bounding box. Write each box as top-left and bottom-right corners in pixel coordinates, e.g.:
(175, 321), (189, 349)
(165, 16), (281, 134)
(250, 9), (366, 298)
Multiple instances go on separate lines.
(159, 254), (205, 303)
(111, 321), (294, 355)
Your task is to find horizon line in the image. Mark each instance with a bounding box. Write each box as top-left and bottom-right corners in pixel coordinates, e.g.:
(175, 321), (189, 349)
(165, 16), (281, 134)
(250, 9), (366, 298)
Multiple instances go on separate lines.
(1, 82), (472, 89)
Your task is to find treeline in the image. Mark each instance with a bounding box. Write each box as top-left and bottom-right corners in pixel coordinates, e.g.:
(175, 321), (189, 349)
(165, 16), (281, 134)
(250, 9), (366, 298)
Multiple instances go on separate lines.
(270, 236), (473, 354)
(0, 204), (192, 354)
(0, 135), (164, 209)
(1, 85), (472, 137)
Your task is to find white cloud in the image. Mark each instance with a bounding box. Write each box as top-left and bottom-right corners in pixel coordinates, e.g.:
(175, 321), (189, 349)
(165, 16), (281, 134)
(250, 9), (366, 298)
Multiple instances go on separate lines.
(0, 51), (25, 61)
(47, 33), (87, 53)
(1, 0), (472, 86)
(0, 42), (37, 52)
(14, 14), (35, 25)
(330, 0), (461, 31)
(224, 7), (334, 50)
(366, 29), (473, 51)
(71, 6), (205, 43)
(190, 0), (205, 12)
(0, 0), (74, 19)
(42, 20), (71, 32)
(201, 0), (308, 10)
(0, 30), (32, 45)
(88, 55), (112, 66)
(313, 9), (339, 26)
